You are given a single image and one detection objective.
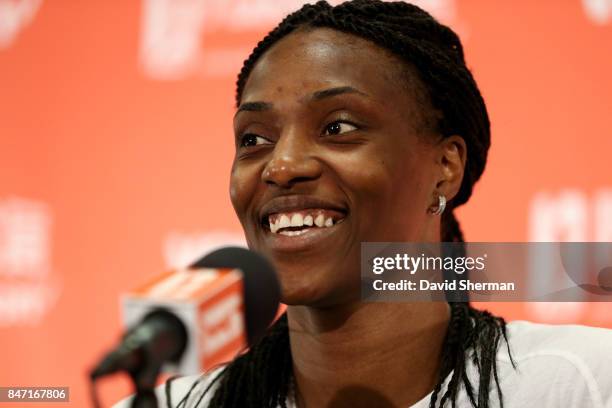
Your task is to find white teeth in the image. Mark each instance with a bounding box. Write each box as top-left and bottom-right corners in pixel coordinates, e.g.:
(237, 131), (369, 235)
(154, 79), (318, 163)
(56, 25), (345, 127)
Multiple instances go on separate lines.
(278, 214), (290, 229)
(290, 213), (303, 227)
(270, 218), (279, 233)
(279, 229), (308, 237)
(268, 212), (340, 234)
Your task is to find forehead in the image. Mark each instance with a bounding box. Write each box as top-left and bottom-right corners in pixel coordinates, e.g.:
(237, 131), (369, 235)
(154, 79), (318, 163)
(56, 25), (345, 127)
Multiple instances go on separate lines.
(240, 27), (417, 109)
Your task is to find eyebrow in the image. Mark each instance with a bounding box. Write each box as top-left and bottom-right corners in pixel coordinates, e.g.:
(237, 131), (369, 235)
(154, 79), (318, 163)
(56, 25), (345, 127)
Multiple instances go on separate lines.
(311, 86), (368, 100)
(234, 86), (369, 117)
(235, 101), (273, 116)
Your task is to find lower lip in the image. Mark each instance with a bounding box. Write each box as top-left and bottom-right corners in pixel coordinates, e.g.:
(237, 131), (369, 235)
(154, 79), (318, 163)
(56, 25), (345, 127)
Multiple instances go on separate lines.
(262, 219), (347, 252)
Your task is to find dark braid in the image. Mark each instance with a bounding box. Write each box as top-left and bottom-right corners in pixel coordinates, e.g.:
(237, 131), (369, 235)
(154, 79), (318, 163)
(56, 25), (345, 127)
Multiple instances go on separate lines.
(204, 315), (292, 408)
(189, 1), (512, 407)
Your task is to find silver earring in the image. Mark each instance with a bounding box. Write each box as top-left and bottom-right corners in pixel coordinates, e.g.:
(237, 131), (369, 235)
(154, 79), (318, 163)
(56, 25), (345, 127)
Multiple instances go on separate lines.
(429, 195), (446, 215)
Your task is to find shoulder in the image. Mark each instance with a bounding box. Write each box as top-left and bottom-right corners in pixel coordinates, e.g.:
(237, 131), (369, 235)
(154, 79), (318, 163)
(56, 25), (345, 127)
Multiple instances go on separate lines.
(112, 366), (226, 408)
(497, 320), (612, 407)
(504, 320), (612, 364)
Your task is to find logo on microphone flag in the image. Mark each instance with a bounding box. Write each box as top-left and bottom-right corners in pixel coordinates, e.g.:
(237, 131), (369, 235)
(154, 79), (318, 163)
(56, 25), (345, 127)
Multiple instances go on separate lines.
(122, 267), (246, 374)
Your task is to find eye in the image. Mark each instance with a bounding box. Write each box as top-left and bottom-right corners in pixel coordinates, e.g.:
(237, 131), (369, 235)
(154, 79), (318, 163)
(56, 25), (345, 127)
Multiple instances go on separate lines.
(240, 133), (272, 148)
(323, 121), (358, 136)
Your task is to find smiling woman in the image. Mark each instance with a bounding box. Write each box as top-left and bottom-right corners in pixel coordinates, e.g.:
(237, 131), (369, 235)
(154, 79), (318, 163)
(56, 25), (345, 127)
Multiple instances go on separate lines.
(114, 1), (612, 407)
(230, 27), (469, 307)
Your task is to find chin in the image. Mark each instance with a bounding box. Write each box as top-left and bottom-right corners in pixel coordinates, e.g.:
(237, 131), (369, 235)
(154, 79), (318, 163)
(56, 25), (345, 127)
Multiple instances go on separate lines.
(278, 272), (359, 309)
(276, 267), (327, 306)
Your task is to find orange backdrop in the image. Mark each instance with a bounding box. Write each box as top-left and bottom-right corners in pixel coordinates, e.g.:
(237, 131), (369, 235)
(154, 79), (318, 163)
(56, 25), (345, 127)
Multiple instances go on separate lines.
(1, 0), (611, 406)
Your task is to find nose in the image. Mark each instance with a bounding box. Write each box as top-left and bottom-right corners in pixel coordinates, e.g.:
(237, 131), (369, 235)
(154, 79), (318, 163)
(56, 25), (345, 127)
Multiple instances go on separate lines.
(261, 129), (321, 188)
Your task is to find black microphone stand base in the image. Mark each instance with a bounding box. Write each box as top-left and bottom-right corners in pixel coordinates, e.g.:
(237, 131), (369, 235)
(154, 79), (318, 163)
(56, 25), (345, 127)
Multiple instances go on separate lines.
(131, 389), (158, 408)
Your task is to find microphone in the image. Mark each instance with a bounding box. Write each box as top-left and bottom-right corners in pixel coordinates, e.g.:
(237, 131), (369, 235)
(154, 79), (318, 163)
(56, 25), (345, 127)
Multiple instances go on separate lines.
(90, 308), (188, 381)
(90, 247), (280, 386)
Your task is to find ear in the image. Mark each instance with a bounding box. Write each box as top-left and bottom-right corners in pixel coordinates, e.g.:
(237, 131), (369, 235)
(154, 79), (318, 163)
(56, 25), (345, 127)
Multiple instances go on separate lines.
(434, 135), (467, 202)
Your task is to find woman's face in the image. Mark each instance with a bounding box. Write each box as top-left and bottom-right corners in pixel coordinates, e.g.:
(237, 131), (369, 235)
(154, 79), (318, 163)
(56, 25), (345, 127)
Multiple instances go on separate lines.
(231, 28), (455, 307)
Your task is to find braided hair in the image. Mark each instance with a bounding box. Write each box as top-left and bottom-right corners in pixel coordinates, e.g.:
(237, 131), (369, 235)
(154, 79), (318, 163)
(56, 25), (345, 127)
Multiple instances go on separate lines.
(189, 1), (513, 407)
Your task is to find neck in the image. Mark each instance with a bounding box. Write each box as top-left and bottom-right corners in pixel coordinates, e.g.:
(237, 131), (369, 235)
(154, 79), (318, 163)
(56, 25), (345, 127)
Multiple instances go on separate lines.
(287, 301), (450, 408)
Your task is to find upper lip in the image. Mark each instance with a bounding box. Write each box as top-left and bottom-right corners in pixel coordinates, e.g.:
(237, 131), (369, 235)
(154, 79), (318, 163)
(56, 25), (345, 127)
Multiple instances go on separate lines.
(258, 195), (348, 222)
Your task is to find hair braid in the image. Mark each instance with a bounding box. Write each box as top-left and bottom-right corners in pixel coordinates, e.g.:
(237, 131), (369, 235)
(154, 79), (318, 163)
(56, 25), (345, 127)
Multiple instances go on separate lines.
(188, 1), (513, 407)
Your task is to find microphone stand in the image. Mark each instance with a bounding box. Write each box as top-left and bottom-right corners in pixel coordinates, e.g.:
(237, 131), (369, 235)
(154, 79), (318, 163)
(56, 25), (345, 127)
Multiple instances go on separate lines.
(129, 359), (162, 408)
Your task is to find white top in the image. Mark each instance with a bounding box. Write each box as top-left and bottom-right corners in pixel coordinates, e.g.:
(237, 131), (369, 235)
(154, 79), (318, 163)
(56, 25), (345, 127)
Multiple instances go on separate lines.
(113, 321), (612, 407)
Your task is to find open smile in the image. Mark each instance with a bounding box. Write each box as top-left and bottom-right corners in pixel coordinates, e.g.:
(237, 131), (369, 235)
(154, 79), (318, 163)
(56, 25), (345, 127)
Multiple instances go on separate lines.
(258, 196), (349, 251)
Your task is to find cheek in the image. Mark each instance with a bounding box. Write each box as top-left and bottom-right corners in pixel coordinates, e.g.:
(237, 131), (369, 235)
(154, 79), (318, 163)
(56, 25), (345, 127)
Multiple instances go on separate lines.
(229, 162), (259, 221)
(333, 144), (434, 240)
(387, 154), (436, 238)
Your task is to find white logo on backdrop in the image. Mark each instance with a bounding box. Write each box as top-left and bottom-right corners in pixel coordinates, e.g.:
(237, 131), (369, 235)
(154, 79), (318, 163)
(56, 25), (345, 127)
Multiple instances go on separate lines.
(0, 0), (42, 50)
(527, 189), (612, 322)
(139, 0), (457, 80)
(0, 197), (60, 327)
(163, 230), (246, 269)
(583, 0), (612, 24)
